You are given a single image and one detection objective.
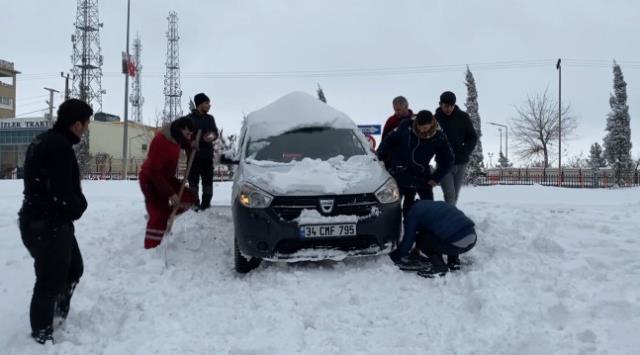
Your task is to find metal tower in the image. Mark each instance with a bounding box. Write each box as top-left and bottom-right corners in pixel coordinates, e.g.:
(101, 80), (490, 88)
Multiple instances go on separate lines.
(70, 0), (104, 111)
(130, 35), (144, 123)
(162, 11), (182, 123)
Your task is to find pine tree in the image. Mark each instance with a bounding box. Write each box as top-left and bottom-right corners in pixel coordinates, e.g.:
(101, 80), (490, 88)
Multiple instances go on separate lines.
(603, 61), (633, 184)
(498, 152), (511, 167)
(587, 142), (606, 170)
(464, 66), (484, 183)
(317, 84), (327, 103)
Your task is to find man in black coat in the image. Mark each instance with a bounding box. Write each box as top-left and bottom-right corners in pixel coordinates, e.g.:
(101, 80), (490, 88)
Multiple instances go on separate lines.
(187, 93), (219, 210)
(435, 91), (478, 206)
(18, 99), (92, 344)
(377, 110), (454, 216)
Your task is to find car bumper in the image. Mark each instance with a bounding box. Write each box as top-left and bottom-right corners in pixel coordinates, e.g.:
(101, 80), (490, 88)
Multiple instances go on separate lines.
(232, 200), (401, 261)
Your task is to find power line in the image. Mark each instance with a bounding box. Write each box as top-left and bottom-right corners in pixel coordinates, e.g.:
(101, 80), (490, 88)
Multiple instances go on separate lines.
(15, 108), (48, 117)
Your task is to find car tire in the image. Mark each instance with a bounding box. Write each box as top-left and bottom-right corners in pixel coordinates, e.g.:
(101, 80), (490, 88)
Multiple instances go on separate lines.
(234, 237), (262, 274)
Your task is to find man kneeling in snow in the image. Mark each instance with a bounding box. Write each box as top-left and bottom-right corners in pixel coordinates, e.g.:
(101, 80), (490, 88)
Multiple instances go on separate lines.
(389, 200), (477, 277)
(139, 116), (198, 249)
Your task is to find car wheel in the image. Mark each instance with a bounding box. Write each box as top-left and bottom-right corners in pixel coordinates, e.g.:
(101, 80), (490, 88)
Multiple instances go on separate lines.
(234, 237), (262, 274)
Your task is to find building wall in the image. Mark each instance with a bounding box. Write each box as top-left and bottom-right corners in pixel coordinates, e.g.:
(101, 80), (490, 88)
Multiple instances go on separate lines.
(89, 121), (156, 161)
(0, 117), (157, 178)
(0, 59), (19, 119)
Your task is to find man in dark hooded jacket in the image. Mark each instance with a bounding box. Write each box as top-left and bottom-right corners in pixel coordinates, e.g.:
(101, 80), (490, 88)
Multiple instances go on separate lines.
(18, 99), (92, 344)
(434, 91), (478, 206)
(186, 93), (219, 210)
(377, 110), (454, 216)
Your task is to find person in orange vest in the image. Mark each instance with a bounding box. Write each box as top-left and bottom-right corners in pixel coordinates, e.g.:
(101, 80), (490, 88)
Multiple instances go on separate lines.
(139, 116), (198, 249)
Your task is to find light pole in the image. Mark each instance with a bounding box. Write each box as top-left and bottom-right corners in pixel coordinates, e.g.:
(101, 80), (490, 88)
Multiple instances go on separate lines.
(556, 58), (562, 172)
(489, 122), (508, 161)
(121, 0), (131, 179)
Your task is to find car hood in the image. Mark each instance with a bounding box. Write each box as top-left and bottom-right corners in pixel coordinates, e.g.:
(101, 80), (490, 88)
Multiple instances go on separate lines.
(241, 155), (390, 196)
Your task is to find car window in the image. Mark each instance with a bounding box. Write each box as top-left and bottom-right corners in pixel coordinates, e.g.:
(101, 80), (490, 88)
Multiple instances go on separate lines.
(246, 127), (367, 162)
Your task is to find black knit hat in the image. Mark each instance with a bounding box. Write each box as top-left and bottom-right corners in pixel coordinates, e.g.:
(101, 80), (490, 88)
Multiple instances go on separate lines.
(415, 110), (434, 125)
(194, 93), (210, 107)
(439, 91), (456, 105)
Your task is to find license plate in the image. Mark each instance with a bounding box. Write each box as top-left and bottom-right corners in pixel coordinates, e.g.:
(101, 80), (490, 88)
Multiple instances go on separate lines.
(299, 224), (356, 238)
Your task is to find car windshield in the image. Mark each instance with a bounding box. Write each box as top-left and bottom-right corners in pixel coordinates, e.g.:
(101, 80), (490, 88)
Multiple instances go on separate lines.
(246, 127), (367, 163)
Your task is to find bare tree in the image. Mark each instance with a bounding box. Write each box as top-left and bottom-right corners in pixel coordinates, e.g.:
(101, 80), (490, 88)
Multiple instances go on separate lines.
(511, 89), (577, 167)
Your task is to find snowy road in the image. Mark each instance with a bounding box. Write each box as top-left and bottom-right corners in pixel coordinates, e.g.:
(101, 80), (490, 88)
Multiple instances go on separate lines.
(1, 181), (639, 354)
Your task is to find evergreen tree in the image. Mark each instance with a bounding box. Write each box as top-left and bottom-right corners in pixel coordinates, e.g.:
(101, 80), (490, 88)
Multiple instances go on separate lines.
(464, 66), (484, 183)
(603, 61), (633, 184)
(498, 152), (511, 168)
(587, 142), (606, 170)
(317, 84), (327, 103)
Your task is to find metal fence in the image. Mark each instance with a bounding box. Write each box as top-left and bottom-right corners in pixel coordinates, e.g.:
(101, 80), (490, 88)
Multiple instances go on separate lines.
(479, 168), (640, 188)
(83, 157), (235, 181)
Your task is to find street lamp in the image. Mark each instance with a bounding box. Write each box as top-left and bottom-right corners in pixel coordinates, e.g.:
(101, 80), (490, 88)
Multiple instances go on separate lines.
(488, 122), (508, 161)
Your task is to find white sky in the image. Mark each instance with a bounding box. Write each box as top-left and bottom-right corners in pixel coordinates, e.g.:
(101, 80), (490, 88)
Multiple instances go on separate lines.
(3, 0), (640, 166)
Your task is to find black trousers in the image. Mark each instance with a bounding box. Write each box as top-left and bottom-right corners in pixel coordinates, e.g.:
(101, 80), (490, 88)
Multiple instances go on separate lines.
(400, 187), (434, 217)
(188, 153), (214, 208)
(19, 217), (83, 332)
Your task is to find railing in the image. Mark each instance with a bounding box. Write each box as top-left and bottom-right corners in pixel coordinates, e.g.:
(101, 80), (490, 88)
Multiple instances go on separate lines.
(478, 168), (640, 188)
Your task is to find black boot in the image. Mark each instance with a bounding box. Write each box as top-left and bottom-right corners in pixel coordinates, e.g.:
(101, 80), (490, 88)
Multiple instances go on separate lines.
(418, 253), (448, 278)
(31, 326), (53, 345)
(200, 193), (212, 210)
(447, 255), (461, 271)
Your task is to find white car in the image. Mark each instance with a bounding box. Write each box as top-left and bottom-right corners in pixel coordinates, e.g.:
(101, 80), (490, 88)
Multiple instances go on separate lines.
(229, 92), (401, 273)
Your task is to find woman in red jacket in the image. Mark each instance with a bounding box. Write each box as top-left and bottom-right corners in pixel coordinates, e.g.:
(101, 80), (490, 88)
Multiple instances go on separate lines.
(139, 116), (198, 249)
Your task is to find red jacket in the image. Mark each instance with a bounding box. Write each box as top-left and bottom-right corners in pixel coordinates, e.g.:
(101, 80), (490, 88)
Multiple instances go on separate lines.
(382, 110), (413, 140)
(139, 125), (183, 199)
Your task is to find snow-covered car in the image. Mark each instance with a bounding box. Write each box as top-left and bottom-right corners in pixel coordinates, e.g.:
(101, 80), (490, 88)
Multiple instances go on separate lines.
(230, 92), (402, 273)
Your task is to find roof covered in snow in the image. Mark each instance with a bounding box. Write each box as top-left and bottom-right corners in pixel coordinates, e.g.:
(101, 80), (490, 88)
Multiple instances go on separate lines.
(244, 91), (358, 140)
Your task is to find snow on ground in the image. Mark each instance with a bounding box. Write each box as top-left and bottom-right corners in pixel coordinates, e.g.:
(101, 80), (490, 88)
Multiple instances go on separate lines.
(1, 180), (640, 354)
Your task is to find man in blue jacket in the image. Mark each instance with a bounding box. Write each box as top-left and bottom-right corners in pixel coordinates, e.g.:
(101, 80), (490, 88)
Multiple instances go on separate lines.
(389, 200), (477, 276)
(377, 110), (454, 216)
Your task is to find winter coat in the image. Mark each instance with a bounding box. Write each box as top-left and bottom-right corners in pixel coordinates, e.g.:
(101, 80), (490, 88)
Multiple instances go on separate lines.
(19, 125), (87, 224)
(377, 118), (454, 189)
(187, 109), (219, 157)
(404, 200), (476, 247)
(381, 110), (413, 140)
(435, 106), (478, 165)
(139, 123), (188, 200)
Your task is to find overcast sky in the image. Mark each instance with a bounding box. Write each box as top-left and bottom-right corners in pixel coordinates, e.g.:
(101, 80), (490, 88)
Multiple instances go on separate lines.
(3, 0), (640, 165)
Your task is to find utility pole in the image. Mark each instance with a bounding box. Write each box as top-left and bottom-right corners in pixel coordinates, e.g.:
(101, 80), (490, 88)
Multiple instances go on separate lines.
(556, 58), (562, 172)
(498, 128), (503, 155)
(122, 0), (131, 179)
(60, 72), (70, 100)
(44, 87), (59, 120)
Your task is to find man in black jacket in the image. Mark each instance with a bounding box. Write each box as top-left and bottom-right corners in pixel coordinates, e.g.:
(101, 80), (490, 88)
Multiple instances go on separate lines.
(435, 91), (478, 206)
(18, 99), (92, 344)
(187, 93), (219, 210)
(377, 110), (454, 216)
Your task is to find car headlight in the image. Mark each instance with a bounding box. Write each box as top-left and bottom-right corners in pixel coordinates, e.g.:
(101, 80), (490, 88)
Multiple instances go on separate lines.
(239, 183), (273, 208)
(375, 178), (400, 204)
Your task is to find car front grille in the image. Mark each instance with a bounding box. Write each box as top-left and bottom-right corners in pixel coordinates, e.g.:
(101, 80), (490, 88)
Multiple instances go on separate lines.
(271, 194), (378, 221)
